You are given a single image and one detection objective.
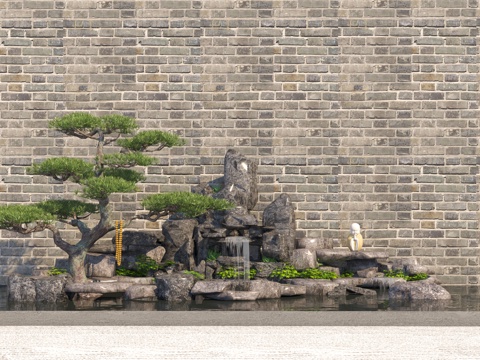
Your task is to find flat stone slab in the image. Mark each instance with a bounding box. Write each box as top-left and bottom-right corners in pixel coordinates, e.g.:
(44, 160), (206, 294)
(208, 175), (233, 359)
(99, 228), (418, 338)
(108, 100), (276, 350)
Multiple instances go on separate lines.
(190, 280), (234, 295)
(206, 291), (260, 301)
(389, 280), (451, 301)
(346, 286), (377, 297)
(283, 279), (338, 296)
(280, 284), (306, 297)
(359, 277), (406, 289)
(65, 282), (133, 294)
(114, 276), (156, 285)
(316, 249), (389, 263)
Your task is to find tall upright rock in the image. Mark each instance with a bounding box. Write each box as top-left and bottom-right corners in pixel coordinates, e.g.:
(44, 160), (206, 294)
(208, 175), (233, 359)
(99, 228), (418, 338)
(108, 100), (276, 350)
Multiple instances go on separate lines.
(262, 193), (296, 262)
(214, 149), (258, 211)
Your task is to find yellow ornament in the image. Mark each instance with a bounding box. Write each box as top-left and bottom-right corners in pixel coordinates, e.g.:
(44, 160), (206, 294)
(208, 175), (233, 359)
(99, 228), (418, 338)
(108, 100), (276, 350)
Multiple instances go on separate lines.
(347, 233), (363, 251)
(115, 220), (123, 266)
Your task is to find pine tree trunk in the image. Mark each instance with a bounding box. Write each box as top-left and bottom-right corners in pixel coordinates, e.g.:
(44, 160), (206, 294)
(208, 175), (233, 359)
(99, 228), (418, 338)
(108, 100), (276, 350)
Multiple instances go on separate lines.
(68, 247), (88, 283)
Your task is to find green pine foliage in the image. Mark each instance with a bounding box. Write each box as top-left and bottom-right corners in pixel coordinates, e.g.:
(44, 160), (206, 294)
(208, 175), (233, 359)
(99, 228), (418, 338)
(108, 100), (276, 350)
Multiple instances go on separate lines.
(81, 176), (138, 200)
(117, 130), (186, 151)
(0, 204), (55, 229)
(141, 192), (235, 218)
(36, 200), (98, 219)
(102, 152), (156, 168)
(50, 113), (138, 136)
(102, 168), (146, 183)
(28, 158), (94, 182)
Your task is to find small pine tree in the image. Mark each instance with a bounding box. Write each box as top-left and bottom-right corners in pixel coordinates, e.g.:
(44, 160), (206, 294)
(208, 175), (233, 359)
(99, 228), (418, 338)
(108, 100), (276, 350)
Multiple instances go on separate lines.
(0, 113), (233, 283)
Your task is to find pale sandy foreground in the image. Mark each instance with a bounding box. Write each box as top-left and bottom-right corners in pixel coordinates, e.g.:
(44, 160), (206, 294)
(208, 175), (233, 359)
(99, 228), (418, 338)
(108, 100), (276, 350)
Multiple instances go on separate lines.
(0, 326), (480, 359)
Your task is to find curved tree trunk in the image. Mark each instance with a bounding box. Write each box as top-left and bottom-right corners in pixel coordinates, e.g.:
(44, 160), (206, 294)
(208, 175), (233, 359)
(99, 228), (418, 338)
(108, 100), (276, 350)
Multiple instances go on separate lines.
(68, 247), (89, 283)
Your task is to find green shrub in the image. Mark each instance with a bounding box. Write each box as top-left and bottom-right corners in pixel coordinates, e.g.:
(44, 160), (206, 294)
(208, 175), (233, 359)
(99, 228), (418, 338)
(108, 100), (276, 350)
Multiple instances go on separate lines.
(261, 256), (277, 263)
(269, 264), (301, 280)
(340, 271), (354, 278)
(217, 267), (257, 280)
(115, 255), (166, 277)
(47, 267), (68, 276)
(383, 270), (429, 282)
(206, 249), (221, 261)
(269, 264), (339, 280)
(299, 268), (338, 280)
(183, 270), (205, 280)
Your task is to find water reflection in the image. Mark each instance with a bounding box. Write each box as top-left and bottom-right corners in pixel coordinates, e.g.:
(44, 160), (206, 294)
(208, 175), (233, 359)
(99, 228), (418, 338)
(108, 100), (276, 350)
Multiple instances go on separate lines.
(1, 286), (480, 311)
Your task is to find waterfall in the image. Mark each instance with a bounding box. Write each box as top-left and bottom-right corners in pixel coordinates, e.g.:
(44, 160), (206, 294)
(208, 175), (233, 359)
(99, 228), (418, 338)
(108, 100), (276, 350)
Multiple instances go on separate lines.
(225, 236), (250, 281)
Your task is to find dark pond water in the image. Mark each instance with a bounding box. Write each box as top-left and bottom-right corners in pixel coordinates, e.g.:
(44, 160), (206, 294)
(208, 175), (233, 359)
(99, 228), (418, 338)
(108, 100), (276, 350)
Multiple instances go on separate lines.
(1, 286), (480, 311)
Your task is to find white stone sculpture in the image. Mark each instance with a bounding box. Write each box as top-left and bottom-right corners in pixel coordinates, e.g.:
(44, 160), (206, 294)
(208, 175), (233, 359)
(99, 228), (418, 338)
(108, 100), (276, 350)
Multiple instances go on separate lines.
(347, 222), (363, 251)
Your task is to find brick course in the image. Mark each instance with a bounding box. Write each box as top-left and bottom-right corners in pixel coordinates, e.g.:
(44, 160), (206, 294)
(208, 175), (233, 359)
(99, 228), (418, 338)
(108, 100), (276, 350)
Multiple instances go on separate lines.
(0, 0), (478, 285)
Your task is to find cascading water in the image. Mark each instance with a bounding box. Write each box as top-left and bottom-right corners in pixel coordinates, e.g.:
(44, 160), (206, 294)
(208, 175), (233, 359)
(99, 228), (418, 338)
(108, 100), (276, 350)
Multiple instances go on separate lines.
(225, 236), (250, 281)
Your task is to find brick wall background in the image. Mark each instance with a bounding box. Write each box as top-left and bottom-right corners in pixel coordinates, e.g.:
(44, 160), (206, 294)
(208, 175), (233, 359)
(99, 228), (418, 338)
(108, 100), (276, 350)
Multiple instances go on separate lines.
(0, 0), (478, 285)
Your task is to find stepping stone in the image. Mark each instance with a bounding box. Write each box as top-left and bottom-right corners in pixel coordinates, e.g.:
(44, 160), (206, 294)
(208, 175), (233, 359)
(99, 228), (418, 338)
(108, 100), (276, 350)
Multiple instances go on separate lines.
(190, 280), (234, 295)
(124, 285), (157, 301)
(206, 291), (260, 301)
(65, 282), (133, 294)
(280, 284), (306, 297)
(283, 279), (338, 296)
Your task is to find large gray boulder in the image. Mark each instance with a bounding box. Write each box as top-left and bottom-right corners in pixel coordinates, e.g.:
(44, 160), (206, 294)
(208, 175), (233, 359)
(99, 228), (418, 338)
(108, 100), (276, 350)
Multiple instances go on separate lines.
(296, 237), (333, 250)
(263, 193), (295, 230)
(155, 273), (196, 302)
(248, 280), (282, 299)
(162, 219), (198, 270)
(213, 149), (258, 210)
(190, 280), (234, 296)
(124, 285), (157, 301)
(262, 229), (296, 262)
(85, 254), (116, 278)
(262, 194), (296, 262)
(290, 249), (317, 270)
(223, 207), (258, 229)
(389, 280), (451, 301)
(8, 275), (70, 303)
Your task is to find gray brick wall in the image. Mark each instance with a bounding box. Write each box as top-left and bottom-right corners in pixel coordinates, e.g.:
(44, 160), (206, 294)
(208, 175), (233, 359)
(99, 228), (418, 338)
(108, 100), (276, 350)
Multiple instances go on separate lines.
(0, 0), (478, 285)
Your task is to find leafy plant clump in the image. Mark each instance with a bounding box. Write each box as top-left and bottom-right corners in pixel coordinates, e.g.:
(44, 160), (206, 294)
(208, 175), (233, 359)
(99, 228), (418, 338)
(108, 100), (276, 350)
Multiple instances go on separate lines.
(340, 271), (354, 278)
(115, 256), (174, 277)
(269, 264), (301, 280)
(261, 256), (277, 263)
(217, 267), (257, 280)
(47, 267), (68, 276)
(183, 270), (205, 280)
(383, 270), (429, 282)
(206, 249), (221, 261)
(269, 264), (339, 280)
(299, 268), (338, 280)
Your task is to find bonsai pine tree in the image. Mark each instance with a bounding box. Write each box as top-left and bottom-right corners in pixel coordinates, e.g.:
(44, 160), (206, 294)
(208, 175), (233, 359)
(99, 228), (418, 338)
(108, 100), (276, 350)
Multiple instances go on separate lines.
(0, 113), (233, 283)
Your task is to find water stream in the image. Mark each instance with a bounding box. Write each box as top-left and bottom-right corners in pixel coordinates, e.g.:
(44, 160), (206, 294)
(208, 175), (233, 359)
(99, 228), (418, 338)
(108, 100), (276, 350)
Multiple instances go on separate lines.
(224, 236), (250, 281)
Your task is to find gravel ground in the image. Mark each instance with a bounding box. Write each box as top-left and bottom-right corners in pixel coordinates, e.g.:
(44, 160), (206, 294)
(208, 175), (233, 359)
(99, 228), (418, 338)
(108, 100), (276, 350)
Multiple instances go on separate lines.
(1, 326), (480, 359)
